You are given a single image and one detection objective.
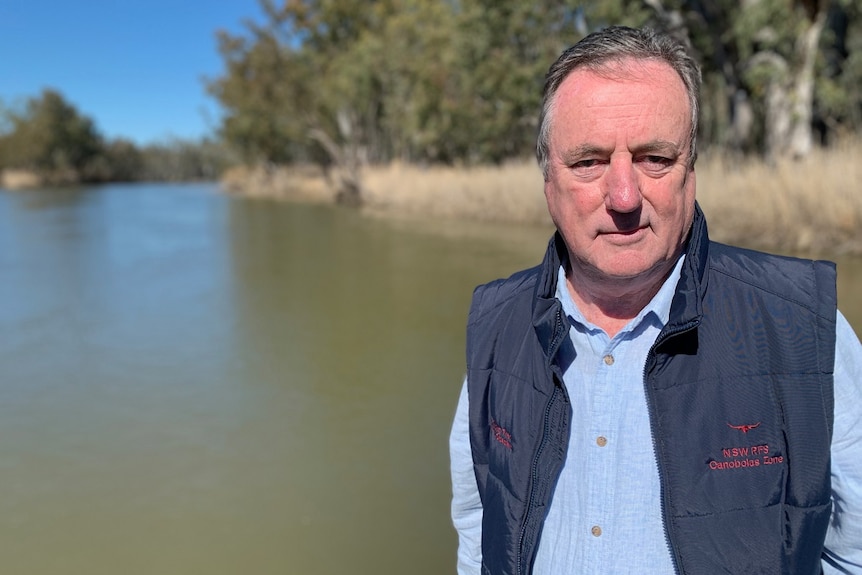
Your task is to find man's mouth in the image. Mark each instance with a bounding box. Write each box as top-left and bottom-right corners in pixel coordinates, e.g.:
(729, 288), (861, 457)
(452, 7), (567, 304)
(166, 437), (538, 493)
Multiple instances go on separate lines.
(602, 224), (646, 234)
(600, 225), (648, 242)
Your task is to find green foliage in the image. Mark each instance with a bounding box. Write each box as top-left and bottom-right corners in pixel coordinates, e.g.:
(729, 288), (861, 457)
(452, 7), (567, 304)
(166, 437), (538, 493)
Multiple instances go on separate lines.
(102, 139), (145, 181)
(0, 90), (233, 184)
(580, 0), (652, 29)
(209, 0), (587, 167)
(453, 0), (584, 163)
(0, 89), (103, 175)
(138, 138), (234, 181)
(816, 0), (862, 137)
(208, 29), (311, 164)
(209, 0), (862, 168)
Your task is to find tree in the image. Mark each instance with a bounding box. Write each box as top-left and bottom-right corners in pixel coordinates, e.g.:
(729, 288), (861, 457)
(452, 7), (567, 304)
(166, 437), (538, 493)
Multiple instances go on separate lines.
(816, 0), (862, 141)
(728, 0), (829, 160)
(208, 27), (312, 166)
(208, 0), (386, 204)
(0, 89), (104, 177)
(207, 0), (862, 179)
(452, 0), (584, 163)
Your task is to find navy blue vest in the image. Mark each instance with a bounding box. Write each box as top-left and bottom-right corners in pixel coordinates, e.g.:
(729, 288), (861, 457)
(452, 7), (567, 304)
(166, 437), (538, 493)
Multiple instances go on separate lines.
(466, 206), (836, 574)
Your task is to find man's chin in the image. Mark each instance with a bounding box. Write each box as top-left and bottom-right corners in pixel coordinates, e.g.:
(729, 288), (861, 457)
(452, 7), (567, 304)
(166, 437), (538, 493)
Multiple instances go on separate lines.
(581, 257), (674, 287)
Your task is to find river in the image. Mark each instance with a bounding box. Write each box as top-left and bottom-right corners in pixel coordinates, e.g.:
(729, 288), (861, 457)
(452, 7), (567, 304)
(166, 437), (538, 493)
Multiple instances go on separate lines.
(1, 182), (859, 574)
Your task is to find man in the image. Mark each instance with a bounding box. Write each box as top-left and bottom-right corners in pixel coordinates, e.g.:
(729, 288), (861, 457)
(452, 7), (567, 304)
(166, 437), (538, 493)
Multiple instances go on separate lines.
(450, 26), (862, 574)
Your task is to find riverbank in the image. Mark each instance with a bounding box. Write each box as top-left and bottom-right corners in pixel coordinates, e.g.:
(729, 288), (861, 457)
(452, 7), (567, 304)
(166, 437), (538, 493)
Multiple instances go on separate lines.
(0, 169), (75, 189)
(221, 139), (862, 255)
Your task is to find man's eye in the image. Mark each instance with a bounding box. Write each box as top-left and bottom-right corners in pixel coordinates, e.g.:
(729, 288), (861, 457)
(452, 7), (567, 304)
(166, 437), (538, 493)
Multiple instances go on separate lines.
(642, 155), (673, 167)
(571, 159), (601, 169)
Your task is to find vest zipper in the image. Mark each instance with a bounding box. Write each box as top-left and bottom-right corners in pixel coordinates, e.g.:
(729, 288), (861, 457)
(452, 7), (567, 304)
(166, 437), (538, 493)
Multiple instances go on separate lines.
(516, 382), (560, 575)
(644, 320), (698, 575)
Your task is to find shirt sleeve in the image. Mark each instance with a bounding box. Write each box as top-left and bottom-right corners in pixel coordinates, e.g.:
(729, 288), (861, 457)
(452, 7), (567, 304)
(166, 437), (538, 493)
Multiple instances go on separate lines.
(822, 311), (862, 574)
(450, 377), (483, 575)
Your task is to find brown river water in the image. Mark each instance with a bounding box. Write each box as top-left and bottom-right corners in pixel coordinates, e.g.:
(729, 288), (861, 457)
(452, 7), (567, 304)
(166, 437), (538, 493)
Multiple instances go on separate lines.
(1, 183), (859, 574)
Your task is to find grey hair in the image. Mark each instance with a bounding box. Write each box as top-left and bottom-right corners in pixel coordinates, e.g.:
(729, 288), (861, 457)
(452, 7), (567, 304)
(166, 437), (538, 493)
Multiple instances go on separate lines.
(536, 26), (701, 179)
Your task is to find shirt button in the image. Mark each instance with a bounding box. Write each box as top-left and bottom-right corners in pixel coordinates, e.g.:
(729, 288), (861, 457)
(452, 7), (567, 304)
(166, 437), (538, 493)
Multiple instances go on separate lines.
(591, 525), (602, 537)
(596, 436), (608, 447)
(603, 354), (614, 366)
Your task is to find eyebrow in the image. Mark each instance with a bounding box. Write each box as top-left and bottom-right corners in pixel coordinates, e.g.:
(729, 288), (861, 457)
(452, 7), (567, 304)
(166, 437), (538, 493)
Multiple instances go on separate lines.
(560, 144), (610, 164)
(559, 140), (683, 163)
(632, 140), (683, 157)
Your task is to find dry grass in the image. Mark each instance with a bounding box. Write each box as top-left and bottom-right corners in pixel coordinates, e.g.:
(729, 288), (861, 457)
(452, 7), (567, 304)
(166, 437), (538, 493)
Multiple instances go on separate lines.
(1, 169), (44, 189)
(696, 139), (862, 254)
(222, 139), (862, 255)
(219, 164), (334, 203)
(1, 168), (85, 189)
(360, 160), (550, 225)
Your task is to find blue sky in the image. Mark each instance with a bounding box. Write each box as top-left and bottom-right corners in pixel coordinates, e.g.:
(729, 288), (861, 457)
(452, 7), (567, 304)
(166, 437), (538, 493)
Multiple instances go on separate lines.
(0, 1), (266, 145)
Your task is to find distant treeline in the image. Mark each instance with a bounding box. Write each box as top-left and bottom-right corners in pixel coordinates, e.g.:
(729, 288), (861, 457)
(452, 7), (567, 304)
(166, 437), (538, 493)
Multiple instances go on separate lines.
(4, 2), (860, 196)
(207, 0), (862, 203)
(0, 89), (231, 185)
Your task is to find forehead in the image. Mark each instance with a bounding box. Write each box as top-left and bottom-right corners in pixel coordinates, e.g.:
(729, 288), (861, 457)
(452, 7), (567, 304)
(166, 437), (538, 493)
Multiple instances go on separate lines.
(549, 59), (691, 149)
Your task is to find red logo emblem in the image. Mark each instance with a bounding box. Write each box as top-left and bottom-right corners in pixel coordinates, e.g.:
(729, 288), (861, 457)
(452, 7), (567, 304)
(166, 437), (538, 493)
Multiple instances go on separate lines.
(490, 419), (512, 449)
(727, 422), (761, 433)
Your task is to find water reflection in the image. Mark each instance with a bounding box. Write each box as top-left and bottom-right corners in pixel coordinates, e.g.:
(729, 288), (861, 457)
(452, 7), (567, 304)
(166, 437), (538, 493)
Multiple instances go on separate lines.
(224, 199), (551, 573)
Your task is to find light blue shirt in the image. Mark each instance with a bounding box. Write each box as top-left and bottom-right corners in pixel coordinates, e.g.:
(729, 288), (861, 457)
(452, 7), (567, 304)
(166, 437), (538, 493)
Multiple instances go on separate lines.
(450, 259), (862, 574)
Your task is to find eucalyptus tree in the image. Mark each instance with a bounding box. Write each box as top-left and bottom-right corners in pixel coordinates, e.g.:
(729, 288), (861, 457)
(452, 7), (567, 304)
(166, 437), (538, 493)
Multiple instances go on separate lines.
(209, 26), (312, 166)
(210, 0), (392, 203)
(815, 0), (862, 140)
(0, 89), (104, 179)
(587, 0), (860, 159)
(208, 0), (589, 202)
(208, 0), (861, 187)
(449, 0), (585, 163)
(731, 0), (830, 160)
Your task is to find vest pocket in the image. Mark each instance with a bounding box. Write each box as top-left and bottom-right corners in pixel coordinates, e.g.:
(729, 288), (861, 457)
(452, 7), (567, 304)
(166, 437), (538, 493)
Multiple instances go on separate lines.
(655, 375), (790, 515)
(670, 501), (830, 574)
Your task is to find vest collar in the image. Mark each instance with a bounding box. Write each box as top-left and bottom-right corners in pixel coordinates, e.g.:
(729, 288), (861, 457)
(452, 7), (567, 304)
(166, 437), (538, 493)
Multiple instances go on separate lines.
(532, 232), (570, 368)
(531, 202), (710, 363)
(667, 202), (709, 330)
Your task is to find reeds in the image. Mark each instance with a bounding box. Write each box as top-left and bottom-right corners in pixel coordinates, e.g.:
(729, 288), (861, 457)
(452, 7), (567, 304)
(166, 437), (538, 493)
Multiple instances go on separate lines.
(220, 164), (332, 203)
(221, 139), (862, 255)
(695, 139), (862, 254)
(361, 140), (862, 255)
(360, 160), (549, 224)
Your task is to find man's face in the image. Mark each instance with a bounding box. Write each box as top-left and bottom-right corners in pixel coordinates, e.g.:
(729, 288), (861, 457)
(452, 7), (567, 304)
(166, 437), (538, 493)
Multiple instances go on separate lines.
(544, 58), (696, 291)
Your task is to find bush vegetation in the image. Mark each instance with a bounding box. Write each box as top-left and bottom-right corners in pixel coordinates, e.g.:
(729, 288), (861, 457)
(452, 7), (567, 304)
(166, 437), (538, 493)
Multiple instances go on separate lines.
(209, 0), (862, 204)
(0, 89), (232, 187)
(222, 137), (862, 254)
(3, 2), (860, 256)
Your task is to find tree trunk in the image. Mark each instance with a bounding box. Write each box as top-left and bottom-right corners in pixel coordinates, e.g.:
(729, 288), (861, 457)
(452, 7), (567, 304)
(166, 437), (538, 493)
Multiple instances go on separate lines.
(788, 7), (828, 157)
(756, 1), (828, 161)
(749, 50), (789, 162)
(308, 109), (364, 207)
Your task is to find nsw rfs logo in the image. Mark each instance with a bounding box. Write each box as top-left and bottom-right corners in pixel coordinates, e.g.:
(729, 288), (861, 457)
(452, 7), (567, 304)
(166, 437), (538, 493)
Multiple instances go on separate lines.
(727, 422), (761, 433)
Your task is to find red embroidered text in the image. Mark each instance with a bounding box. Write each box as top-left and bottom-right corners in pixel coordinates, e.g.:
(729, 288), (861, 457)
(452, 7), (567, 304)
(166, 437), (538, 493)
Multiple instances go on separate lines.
(490, 419), (512, 450)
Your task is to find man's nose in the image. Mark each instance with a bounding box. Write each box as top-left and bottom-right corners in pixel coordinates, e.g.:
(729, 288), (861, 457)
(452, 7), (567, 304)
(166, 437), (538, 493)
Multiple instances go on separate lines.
(604, 158), (642, 213)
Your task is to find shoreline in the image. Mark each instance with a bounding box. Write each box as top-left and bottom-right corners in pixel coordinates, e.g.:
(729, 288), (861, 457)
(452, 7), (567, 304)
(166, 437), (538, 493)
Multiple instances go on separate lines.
(219, 140), (862, 256)
(6, 142), (859, 257)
